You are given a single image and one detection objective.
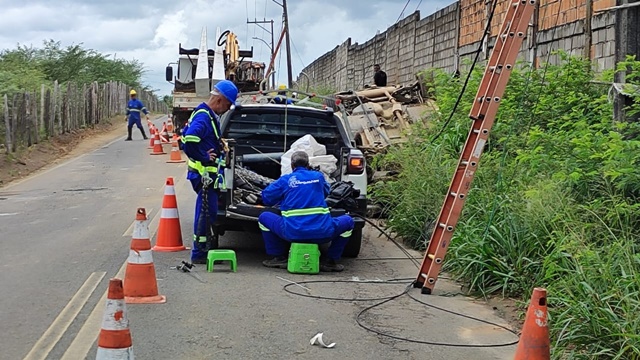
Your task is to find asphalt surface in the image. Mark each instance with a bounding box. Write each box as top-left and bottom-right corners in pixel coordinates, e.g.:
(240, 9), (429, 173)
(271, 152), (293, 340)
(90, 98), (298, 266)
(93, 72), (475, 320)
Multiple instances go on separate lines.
(0, 116), (518, 360)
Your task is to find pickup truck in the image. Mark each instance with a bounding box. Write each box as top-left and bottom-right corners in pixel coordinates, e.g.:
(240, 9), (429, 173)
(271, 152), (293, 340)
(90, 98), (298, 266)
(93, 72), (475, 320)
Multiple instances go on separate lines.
(211, 102), (368, 257)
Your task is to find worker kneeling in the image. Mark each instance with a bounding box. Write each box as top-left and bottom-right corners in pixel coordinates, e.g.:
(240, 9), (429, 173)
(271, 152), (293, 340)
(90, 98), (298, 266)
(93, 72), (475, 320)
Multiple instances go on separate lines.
(259, 151), (354, 272)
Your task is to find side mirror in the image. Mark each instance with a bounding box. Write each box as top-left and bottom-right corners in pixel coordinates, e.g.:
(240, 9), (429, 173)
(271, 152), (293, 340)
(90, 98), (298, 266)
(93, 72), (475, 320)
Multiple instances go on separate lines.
(165, 66), (173, 82)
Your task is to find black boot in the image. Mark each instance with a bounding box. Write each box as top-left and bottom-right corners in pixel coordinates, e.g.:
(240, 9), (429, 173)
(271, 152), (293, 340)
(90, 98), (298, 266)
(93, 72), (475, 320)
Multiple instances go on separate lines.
(139, 127), (148, 140)
(320, 258), (345, 272)
(125, 126), (133, 141)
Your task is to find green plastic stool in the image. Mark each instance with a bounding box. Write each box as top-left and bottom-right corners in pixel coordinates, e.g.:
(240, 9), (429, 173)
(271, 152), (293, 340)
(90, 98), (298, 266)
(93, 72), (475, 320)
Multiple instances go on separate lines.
(288, 243), (320, 274)
(207, 249), (237, 272)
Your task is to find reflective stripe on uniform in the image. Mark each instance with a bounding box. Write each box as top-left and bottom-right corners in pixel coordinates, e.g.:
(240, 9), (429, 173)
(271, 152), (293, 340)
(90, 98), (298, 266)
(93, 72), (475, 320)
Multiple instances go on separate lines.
(258, 222), (270, 231)
(281, 207), (330, 217)
(194, 235), (207, 243)
(187, 159), (217, 176)
(182, 135), (201, 143)
(340, 230), (353, 238)
(128, 108), (141, 112)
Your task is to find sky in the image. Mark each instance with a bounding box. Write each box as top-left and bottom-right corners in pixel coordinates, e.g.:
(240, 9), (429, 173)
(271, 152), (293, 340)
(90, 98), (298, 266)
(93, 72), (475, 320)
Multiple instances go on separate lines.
(0, 0), (453, 96)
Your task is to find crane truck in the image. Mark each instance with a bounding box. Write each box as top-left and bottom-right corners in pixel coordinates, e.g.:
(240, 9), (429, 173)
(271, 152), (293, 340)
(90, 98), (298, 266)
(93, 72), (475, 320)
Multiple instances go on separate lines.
(165, 27), (266, 132)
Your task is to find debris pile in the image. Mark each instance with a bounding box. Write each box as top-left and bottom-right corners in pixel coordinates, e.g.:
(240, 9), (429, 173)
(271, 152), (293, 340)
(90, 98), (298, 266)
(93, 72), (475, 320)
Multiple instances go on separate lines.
(334, 80), (437, 158)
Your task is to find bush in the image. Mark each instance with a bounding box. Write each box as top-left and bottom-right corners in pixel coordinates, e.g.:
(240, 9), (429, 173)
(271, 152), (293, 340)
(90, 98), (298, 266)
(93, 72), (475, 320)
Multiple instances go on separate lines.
(372, 52), (640, 358)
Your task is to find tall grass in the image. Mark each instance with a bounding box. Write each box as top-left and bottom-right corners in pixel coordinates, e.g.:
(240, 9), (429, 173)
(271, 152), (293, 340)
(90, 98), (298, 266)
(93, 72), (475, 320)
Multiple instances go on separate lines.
(371, 53), (640, 359)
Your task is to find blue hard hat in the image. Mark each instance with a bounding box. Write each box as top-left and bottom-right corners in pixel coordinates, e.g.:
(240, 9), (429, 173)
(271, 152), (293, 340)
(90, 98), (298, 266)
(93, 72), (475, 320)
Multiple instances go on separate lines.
(213, 80), (239, 104)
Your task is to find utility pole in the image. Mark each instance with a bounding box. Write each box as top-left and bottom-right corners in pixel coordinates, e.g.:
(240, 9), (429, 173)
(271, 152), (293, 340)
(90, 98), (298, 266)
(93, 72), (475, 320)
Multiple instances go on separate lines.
(247, 18), (276, 89)
(281, 0), (294, 88)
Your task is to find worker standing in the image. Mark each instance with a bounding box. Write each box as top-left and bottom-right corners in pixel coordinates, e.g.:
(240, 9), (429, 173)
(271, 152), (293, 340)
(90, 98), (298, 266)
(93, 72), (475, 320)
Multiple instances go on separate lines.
(373, 64), (387, 87)
(181, 80), (238, 264)
(258, 151), (354, 272)
(125, 89), (149, 141)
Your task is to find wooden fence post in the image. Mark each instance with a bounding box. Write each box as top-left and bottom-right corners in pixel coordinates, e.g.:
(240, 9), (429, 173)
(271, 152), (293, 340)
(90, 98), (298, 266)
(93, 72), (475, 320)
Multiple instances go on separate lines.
(3, 94), (10, 153)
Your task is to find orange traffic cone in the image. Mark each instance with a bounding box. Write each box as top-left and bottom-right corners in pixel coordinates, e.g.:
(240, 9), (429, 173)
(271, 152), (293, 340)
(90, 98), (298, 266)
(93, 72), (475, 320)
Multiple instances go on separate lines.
(514, 288), (550, 360)
(166, 135), (186, 164)
(160, 122), (170, 144)
(96, 278), (134, 359)
(167, 117), (174, 133)
(123, 208), (167, 304)
(148, 125), (156, 149)
(153, 178), (186, 251)
(150, 131), (166, 155)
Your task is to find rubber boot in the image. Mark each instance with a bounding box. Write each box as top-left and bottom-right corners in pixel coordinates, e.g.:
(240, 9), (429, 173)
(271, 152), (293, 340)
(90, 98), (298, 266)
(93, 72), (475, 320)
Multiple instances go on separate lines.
(125, 126), (133, 141)
(139, 127), (148, 140)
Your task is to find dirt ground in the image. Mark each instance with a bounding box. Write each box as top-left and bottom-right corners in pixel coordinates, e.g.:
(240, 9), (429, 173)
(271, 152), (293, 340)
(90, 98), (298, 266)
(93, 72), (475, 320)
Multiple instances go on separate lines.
(0, 116), (143, 188)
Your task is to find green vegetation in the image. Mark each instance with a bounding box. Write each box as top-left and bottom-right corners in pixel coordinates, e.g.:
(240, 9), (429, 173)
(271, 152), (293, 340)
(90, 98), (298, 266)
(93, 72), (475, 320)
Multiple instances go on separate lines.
(0, 40), (147, 95)
(372, 52), (640, 359)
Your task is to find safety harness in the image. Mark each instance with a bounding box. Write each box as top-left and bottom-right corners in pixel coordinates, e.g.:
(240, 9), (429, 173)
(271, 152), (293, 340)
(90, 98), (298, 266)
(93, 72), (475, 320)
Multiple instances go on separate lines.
(181, 108), (228, 253)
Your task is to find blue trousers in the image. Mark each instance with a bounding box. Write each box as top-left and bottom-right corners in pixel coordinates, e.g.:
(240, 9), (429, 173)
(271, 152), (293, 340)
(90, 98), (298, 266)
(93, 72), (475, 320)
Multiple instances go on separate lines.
(258, 212), (355, 260)
(127, 117), (143, 129)
(190, 177), (218, 261)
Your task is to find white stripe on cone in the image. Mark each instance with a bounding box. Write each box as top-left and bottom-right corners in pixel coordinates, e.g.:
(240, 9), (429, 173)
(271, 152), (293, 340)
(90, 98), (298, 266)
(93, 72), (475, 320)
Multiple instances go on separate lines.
(96, 347), (134, 359)
(101, 299), (129, 331)
(127, 249), (154, 265)
(161, 208), (179, 219)
(164, 186), (176, 195)
(132, 219), (150, 239)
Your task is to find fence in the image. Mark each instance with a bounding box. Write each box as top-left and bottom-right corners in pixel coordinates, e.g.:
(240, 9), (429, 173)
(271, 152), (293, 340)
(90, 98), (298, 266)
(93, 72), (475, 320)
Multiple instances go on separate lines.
(298, 0), (637, 91)
(1, 80), (167, 153)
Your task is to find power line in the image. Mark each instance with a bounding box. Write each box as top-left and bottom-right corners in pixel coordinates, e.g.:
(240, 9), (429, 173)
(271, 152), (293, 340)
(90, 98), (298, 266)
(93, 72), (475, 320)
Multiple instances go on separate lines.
(289, 36), (306, 70)
(414, 0), (423, 12)
(396, 0), (412, 23)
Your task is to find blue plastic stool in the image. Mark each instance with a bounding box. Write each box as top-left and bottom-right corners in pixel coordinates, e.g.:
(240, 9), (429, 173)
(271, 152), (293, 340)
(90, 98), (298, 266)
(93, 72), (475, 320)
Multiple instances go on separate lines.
(207, 249), (237, 272)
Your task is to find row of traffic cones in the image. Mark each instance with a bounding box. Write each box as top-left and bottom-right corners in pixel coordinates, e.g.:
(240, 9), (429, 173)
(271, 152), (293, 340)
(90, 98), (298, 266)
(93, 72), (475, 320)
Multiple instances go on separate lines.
(148, 122), (185, 163)
(96, 177), (188, 359)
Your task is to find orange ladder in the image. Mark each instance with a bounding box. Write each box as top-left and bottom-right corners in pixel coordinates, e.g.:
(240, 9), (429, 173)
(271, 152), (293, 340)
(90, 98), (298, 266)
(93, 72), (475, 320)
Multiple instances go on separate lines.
(414, 0), (537, 294)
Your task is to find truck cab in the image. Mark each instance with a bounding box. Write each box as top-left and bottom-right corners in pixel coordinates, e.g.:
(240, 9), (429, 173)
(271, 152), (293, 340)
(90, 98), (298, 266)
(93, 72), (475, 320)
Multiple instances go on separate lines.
(214, 103), (368, 257)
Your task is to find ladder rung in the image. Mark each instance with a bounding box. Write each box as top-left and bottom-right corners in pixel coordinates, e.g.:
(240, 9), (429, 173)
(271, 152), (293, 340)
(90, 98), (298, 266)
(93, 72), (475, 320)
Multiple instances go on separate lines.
(427, 254), (435, 260)
(450, 191), (457, 197)
(461, 160), (469, 166)
(420, 273), (428, 279)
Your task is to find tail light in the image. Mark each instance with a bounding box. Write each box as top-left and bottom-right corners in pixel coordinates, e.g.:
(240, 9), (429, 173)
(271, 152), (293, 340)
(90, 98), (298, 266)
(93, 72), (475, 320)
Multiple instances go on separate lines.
(347, 154), (365, 174)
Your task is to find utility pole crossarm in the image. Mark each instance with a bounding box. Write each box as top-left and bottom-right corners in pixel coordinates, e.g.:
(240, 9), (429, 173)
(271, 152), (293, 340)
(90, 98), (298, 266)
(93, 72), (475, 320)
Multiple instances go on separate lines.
(414, 0), (537, 295)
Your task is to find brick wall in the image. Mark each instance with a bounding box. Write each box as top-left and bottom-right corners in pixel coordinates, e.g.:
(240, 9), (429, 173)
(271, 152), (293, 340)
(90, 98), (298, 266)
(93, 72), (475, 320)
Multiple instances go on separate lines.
(298, 0), (623, 91)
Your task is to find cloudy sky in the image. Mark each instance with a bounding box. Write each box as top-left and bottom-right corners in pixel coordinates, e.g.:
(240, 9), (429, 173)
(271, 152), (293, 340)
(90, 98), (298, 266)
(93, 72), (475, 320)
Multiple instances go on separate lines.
(0, 0), (452, 96)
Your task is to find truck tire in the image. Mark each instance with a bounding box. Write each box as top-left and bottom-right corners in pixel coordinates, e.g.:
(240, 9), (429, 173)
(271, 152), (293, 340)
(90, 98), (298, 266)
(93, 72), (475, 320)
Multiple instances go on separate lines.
(342, 226), (362, 258)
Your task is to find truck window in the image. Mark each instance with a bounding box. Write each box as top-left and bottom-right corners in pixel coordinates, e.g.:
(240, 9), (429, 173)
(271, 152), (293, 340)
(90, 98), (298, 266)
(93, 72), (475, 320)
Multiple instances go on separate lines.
(226, 111), (340, 139)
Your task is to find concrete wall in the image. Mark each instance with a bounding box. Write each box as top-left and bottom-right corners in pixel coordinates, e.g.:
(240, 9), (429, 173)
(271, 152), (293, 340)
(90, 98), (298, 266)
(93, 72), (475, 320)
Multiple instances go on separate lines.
(298, 0), (629, 91)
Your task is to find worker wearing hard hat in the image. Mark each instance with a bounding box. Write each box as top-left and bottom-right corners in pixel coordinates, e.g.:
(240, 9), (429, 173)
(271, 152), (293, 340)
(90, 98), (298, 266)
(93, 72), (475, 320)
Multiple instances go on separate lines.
(273, 84), (294, 105)
(125, 89), (149, 141)
(181, 80), (239, 264)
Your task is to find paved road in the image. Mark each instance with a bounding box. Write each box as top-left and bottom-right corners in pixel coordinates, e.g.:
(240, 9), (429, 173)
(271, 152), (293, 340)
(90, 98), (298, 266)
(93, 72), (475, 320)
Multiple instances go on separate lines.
(0, 117), (518, 360)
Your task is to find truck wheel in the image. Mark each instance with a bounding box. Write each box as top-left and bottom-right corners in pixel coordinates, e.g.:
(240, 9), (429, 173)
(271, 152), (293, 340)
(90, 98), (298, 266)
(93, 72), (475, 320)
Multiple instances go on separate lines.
(342, 226), (362, 258)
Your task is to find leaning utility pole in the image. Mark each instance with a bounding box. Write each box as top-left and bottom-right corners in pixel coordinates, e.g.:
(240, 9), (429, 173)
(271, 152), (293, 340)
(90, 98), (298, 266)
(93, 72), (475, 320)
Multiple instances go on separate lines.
(282, 0), (294, 88)
(247, 18), (276, 88)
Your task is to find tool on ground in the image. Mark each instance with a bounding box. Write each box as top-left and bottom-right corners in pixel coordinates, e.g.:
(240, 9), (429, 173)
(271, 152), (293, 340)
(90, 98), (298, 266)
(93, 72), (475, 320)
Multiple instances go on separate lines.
(153, 177), (187, 252)
(514, 288), (550, 360)
(171, 261), (205, 283)
(123, 208), (167, 304)
(414, 0), (536, 295)
(96, 278), (134, 360)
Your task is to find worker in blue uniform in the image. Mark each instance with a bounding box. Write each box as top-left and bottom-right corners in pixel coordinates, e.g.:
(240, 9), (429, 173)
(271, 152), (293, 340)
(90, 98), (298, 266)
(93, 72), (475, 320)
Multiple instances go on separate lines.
(125, 89), (149, 141)
(272, 84), (294, 105)
(181, 80), (239, 264)
(258, 151), (354, 272)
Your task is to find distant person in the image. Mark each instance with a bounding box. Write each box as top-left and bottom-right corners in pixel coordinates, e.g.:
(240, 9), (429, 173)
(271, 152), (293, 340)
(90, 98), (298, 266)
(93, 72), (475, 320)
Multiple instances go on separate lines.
(373, 64), (387, 87)
(273, 84), (294, 105)
(125, 89), (149, 141)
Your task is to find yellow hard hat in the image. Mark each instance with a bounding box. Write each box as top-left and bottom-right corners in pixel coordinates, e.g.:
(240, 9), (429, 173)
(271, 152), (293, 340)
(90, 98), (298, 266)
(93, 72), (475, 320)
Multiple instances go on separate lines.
(130, 89), (137, 96)
(278, 84), (286, 90)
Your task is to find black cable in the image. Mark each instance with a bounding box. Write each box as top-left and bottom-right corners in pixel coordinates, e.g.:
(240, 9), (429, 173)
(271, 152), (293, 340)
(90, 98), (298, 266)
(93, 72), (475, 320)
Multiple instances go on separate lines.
(353, 215), (421, 268)
(282, 278), (520, 348)
(395, 0), (413, 23)
(429, 0), (500, 143)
